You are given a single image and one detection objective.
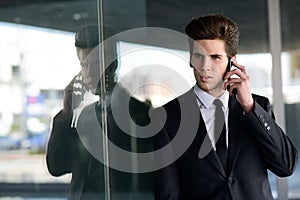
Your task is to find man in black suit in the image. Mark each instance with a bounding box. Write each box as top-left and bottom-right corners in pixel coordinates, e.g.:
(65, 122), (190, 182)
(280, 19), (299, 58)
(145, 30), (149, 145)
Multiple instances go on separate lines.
(154, 14), (298, 200)
(46, 25), (154, 200)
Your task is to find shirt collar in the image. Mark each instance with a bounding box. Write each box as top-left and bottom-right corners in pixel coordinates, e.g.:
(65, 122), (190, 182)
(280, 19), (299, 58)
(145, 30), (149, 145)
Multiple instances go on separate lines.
(193, 85), (229, 110)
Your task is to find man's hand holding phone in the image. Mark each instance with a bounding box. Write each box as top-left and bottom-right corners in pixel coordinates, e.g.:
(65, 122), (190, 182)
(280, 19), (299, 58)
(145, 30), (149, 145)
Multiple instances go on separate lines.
(223, 59), (254, 113)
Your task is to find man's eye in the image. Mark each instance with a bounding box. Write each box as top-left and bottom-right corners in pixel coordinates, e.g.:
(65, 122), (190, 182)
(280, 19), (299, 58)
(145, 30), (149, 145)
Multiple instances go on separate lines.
(193, 54), (204, 59)
(211, 55), (221, 60)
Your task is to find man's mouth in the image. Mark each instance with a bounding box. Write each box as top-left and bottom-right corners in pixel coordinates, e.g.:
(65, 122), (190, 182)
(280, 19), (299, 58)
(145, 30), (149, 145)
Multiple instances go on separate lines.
(200, 75), (211, 82)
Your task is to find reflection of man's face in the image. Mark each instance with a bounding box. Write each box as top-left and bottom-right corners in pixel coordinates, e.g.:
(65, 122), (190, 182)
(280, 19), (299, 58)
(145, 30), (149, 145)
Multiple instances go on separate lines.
(76, 47), (117, 95)
(77, 47), (100, 94)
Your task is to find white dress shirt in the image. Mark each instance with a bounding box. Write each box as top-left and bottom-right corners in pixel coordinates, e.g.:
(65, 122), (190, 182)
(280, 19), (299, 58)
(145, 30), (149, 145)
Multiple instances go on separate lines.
(193, 85), (229, 150)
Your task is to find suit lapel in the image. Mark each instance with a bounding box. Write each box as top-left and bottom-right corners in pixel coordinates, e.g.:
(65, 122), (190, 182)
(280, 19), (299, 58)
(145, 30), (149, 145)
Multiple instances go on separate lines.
(227, 95), (242, 175)
(196, 111), (227, 177)
(204, 142), (227, 177)
(180, 89), (241, 177)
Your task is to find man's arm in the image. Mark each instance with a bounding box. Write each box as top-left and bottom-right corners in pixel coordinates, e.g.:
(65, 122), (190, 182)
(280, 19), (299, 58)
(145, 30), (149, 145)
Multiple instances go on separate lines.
(46, 73), (86, 176)
(153, 106), (182, 200)
(46, 110), (79, 176)
(154, 163), (182, 200)
(244, 96), (298, 177)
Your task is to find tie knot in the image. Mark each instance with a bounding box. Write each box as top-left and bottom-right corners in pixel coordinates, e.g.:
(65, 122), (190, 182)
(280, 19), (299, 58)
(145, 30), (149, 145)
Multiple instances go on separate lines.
(213, 99), (223, 108)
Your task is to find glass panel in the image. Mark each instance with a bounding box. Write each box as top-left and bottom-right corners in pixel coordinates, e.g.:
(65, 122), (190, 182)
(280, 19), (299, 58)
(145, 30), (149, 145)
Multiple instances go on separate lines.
(281, 0), (300, 199)
(102, 0), (277, 199)
(0, 0), (101, 199)
(0, 22), (73, 197)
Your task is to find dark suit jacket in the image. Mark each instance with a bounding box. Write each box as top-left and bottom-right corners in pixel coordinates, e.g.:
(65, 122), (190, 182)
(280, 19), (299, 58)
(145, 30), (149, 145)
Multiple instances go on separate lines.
(46, 87), (154, 200)
(154, 89), (298, 200)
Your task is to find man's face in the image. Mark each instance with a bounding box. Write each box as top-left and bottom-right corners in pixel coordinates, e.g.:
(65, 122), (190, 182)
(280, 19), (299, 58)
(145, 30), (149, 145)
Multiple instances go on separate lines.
(190, 39), (229, 97)
(77, 47), (117, 95)
(77, 47), (100, 94)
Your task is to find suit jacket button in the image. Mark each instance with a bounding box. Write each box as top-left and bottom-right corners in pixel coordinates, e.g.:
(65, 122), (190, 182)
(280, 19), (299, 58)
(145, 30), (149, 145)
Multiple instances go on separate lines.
(228, 177), (233, 184)
(267, 126), (271, 131)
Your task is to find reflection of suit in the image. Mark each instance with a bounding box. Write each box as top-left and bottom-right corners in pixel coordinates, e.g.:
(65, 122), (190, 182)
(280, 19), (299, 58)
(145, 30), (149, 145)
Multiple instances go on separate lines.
(155, 89), (298, 200)
(46, 86), (154, 200)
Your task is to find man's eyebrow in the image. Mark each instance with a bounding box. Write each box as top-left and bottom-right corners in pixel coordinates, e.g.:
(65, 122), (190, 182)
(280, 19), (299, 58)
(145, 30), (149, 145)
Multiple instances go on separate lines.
(208, 53), (224, 58)
(192, 52), (223, 57)
(193, 52), (203, 56)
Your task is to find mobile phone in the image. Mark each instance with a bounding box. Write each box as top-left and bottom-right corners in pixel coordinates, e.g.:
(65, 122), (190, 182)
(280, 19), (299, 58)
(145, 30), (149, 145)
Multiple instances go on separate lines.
(226, 58), (233, 91)
(225, 58), (238, 93)
(226, 58), (233, 73)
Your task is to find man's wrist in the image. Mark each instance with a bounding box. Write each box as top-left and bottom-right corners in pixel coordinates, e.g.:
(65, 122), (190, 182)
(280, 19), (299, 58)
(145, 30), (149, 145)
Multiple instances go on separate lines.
(243, 101), (254, 114)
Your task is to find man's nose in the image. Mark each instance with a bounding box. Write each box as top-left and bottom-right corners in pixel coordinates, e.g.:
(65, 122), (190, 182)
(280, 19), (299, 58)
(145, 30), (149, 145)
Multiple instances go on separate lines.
(196, 57), (212, 72)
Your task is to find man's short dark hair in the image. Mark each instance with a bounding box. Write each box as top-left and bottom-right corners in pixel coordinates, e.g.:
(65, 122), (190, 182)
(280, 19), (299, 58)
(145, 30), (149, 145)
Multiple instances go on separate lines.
(185, 14), (240, 57)
(75, 25), (99, 49)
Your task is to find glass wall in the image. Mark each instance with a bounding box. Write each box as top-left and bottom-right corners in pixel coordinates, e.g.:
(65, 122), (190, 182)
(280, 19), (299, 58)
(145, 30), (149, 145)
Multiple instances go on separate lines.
(0, 0), (99, 198)
(0, 0), (299, 199)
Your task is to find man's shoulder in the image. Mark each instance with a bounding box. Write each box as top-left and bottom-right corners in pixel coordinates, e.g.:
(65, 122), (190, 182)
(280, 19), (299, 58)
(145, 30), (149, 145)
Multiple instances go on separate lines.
(252, 93), (268, 99)
(77, 102), (98, 122)
(163, 89), (196, 109)
(80, 101), (98, 113)
(128, 97), (152, 125)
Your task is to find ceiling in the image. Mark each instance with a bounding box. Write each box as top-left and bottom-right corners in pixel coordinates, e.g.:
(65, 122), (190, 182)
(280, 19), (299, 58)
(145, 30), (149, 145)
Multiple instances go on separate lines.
(0, 0), (299, 53)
